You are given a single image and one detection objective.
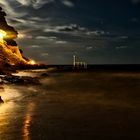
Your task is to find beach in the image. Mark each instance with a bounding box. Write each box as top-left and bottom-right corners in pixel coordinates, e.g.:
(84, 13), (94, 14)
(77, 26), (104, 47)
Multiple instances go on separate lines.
(0, 69), (140, 140)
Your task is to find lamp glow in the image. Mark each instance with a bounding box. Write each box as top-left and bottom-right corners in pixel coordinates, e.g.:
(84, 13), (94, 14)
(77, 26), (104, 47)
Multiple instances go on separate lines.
(28, 60), (36, 65)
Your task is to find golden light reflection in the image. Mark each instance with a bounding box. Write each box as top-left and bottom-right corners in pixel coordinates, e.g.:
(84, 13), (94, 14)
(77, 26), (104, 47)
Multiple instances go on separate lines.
(0, 102), (15, 114)
(23, 103), (35, 140)
(0, 102), (16, 138)
(0, 30), (6, 41)
(23, 114), (32, 140)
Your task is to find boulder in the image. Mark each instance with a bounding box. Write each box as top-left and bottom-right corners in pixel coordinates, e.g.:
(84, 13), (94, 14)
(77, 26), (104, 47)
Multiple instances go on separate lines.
(0, 96), (4, 103)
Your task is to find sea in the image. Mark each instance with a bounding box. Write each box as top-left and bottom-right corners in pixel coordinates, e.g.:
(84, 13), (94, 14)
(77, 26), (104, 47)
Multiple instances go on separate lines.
(0, 68), (140, 140)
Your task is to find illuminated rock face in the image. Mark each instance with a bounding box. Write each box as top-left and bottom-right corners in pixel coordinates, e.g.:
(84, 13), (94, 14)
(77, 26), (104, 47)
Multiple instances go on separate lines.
(0, 42), (27, 65)
(0, 7), (27, 66)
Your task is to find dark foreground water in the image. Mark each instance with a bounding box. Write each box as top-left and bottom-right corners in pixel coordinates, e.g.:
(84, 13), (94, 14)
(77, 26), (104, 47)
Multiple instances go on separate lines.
(0, 70), (140, 140)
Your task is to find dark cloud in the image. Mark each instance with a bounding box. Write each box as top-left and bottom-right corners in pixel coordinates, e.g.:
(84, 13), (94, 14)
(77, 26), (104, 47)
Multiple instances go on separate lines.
(131, 0), (140, 4)
(58, 24), (85, 32)
(0, 0), (140, 64)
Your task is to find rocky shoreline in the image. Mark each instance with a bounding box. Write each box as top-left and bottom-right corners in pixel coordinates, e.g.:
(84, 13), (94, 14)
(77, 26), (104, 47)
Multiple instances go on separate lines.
(0, 64), (49, 85)
(0, 75), (40, 85)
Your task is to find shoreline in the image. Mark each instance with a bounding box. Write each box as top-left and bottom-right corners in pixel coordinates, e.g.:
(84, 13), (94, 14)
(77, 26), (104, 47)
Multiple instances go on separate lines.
(1, 63), (140, 75)
(1, 64), (140, 86)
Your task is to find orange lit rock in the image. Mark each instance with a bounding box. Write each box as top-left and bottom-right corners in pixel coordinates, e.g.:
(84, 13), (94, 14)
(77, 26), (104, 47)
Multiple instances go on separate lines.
(0, 7), (31, 67)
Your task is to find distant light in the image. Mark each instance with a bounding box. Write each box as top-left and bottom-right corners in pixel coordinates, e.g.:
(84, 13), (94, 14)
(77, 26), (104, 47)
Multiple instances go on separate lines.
(18, 33), (25, 39)
(28, 60), (36, 65)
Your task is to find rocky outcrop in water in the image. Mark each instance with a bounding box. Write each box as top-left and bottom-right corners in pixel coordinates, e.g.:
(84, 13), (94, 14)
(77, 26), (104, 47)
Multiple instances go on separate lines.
(0, 75), (40, 85)
(0, 96), (4, 103)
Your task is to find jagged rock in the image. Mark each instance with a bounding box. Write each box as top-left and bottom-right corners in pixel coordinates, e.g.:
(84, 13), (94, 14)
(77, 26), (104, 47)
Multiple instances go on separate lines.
(0, 96), (4, 103)
(0, 7), (28, 68)
(41, 73), (49, 77)
(3, 75), (24, 84)
(1, 75), (40, 85)
(0, 7), (18, 44)
(0, 42), (27, 65)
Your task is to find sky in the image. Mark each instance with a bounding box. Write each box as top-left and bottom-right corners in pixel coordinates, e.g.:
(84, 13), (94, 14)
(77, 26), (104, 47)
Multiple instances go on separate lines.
(0, 0), (140, 64)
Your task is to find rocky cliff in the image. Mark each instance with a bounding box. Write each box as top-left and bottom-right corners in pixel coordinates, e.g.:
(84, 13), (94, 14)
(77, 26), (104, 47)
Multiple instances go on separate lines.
(0, 7), (28, 69)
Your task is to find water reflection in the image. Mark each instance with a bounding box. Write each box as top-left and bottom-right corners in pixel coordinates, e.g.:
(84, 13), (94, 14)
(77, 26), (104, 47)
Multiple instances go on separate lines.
(0, 85), (21, 102)
(0, 85), (24, 139)
(13, 69), (47, 77)
(23, 103), (35, 140)
(12, 71), (38, 77)
(0, 101), (16, 139)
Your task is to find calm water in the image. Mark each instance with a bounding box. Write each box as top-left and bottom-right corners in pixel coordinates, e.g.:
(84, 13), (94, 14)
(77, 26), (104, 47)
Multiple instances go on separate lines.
(0, 70), (140, 140)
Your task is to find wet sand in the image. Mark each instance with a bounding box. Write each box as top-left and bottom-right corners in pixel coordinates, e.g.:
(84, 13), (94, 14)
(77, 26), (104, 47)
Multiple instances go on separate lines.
(0, 70), (140, 140)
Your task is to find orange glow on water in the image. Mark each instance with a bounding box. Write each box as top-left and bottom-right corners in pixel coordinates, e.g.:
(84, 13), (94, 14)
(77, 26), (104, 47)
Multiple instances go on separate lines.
(23, 103), (35, 140)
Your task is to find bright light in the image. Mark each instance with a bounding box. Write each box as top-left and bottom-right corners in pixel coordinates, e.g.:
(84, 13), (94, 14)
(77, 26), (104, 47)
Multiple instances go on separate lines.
(18, 33), (25, 39)
(0, 30), (6, 41)
(28, 60), (36, 65)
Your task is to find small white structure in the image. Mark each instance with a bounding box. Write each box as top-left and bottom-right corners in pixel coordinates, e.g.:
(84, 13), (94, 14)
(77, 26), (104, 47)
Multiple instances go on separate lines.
(73, 55), (76, 67)
(73, 55), (87, 69)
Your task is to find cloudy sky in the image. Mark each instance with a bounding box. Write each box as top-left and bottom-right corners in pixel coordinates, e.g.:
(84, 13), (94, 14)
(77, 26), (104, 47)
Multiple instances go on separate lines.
(0, 0), (140, 64)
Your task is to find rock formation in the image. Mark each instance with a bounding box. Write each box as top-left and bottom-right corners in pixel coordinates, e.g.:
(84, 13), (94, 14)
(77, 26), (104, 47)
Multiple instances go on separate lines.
(0, 7), (28, 67)
(0, 96), (4, 103)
